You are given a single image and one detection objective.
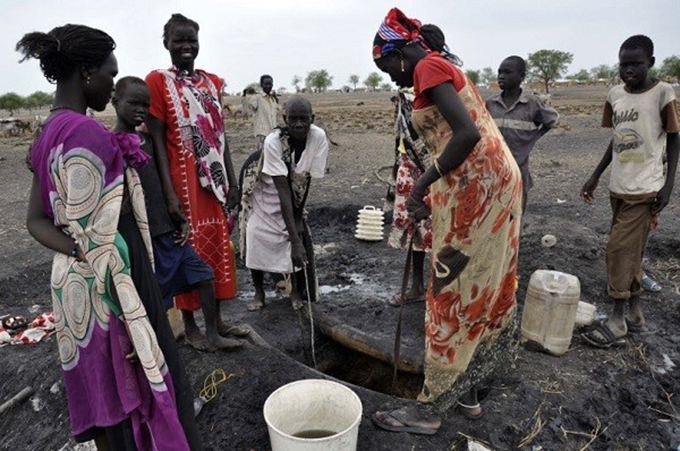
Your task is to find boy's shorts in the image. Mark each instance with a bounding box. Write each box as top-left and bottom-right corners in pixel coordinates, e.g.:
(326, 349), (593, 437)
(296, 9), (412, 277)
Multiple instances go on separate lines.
(606, 195), (655, 299)
(152, 232), (215, 309)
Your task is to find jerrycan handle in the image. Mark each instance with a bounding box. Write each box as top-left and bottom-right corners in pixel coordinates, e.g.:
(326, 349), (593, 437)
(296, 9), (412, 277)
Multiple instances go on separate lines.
(540, 272), (569, 295)
(362, 205), (376, 210)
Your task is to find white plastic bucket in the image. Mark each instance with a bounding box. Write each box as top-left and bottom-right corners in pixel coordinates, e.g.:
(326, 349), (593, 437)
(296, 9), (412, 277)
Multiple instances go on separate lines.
(264, 379), (363, 451)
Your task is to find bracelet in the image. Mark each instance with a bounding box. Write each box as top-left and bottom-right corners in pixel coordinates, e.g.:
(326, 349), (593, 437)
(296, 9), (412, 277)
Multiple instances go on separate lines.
(71, 242), (80, 261)
(433, 159), (445, 178)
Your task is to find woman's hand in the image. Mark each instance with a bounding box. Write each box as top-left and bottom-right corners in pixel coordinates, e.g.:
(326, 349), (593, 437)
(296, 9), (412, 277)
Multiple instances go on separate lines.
(406, 187), (430, 223)
(226, 186), (241, 210)
(291, 239), (307, 269)
(167, 194), (190, 245)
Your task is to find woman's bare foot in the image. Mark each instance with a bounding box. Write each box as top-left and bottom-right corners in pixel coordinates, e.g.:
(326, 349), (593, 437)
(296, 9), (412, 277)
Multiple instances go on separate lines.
(291, 292), (304, 311)
(206, 334), (243, 352)
(387, 288), (425, 306)
(217, 321), (250, 337)
(247, 290), (265, 311)
(458, 388), (482, 420)
(185, 329), (208, 351)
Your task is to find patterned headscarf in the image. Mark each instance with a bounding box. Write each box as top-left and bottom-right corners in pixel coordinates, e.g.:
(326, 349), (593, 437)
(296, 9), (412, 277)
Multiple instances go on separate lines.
(373, 8), (423, 60)
(373, 8), (464, 67)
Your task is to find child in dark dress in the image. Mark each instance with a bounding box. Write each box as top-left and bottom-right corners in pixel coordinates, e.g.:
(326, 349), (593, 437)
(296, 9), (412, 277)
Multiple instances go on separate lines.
(112, 76), (247, 351)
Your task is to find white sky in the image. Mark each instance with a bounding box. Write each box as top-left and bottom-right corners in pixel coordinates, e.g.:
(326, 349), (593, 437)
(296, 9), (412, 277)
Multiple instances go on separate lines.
(3, 0), (678, 95)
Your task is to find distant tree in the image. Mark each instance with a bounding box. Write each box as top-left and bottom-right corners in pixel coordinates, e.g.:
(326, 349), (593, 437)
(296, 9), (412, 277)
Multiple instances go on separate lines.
(292, 75), (302, 93)
(245, 82), (260, 93)
(23, 96), (39, 112)
(379, 82), (393, 91)
(348, 74), (360, 90)
(527, 49), (574, 93)
(590, 64), (617, 83)
(465, 69), (481, 86)
(566, 69), (591, 83)
(0, 93), (24, 115)
(661, 55), (680, 79)
(481, 67), (495, 88)
(305, 70), (333, 93)
(26, 91), (53, 109)
(363, 72), (383, 91)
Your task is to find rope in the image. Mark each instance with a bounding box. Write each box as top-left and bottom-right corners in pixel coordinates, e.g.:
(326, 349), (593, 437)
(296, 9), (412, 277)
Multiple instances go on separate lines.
(199, 369), (233, 403)
(302, 262), (318, 369)
(375, 164), (394, 185)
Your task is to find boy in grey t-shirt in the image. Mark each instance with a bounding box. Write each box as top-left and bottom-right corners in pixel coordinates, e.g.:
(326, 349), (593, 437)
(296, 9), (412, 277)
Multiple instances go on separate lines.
(486, 55), (559, 212)
(581, 35), (679, 348)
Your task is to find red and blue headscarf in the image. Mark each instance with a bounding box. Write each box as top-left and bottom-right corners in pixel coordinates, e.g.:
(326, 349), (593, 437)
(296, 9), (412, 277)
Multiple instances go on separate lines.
(373, 8), (463, 67)
(373, 8), (423, 60)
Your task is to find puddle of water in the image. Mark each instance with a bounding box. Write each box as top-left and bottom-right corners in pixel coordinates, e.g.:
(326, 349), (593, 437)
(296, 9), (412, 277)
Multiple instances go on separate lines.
(239, 290), (281, 299)
(319, 273), (392, 300)
(319, 285), (350, 294)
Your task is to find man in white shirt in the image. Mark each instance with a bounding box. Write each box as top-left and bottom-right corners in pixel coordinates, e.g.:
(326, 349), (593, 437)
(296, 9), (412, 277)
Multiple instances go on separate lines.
(239, 96), (328, 311)
(242, 74), (280, 151)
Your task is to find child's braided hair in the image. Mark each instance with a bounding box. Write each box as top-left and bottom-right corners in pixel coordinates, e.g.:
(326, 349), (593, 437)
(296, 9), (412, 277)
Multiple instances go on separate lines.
(16, 24), (115, 83)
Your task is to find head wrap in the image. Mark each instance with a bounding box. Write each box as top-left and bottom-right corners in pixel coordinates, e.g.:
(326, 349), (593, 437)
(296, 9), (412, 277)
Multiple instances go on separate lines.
(373, 8), (422, 60)
(372, 9), (464, 67)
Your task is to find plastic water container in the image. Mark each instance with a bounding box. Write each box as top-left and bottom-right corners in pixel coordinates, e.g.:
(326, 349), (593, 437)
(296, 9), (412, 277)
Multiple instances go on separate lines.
(521, 270), (580, 356)
(264, 379), (363, 451)
(355, 205), (384, 241)
(574, 301), (596, 327)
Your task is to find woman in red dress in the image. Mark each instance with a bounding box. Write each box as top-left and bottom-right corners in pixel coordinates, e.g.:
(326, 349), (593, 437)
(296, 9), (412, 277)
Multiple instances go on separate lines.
(146, 14), (244, 347)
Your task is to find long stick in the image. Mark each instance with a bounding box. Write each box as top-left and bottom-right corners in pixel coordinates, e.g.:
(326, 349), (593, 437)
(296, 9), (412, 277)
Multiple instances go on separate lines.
(0, 387), (34, 415)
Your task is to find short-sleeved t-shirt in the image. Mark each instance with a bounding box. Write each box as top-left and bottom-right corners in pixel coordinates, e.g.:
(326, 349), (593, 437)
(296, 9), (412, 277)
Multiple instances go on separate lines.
(262, 124), (328, 179)
(602, 80), (679, 197)
(413, 52), (467, 110)
(486, 91), (559, 190)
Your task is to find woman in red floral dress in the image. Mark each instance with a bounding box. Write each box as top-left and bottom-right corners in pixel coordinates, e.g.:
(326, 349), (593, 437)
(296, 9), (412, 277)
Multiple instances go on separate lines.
(372, 9), (522, 431)
(386, 88), (432, 306)
(146, 14), (243, 347)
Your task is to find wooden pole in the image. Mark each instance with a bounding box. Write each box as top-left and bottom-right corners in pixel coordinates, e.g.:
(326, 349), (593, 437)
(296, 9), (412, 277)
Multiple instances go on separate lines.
(0, 387), (34, 415)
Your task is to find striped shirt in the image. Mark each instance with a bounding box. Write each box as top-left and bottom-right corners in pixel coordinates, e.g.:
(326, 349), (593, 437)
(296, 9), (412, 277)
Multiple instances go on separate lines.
(242, 92), (280, 137)
(486, 90), (558, 190)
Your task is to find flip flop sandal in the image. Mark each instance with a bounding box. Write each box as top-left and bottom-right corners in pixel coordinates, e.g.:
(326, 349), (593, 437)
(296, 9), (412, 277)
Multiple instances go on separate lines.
(625, 320), (657, 335)
(387, 294), (425, 307)
(372, 408), (440, 435)
(1, 316), (28, 331)
(641, 274), (662, 293)
(581, 323), (626, 349)
(457, 402), (483, 420)
(387, 294), (406, 307)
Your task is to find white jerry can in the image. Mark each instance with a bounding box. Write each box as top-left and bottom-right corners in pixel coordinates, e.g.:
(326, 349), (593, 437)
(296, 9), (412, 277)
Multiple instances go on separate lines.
(521, 270), (581, 356)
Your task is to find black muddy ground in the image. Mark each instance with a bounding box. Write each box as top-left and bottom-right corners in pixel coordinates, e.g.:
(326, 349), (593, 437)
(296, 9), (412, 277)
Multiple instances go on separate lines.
(1, 90), (680, 450)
